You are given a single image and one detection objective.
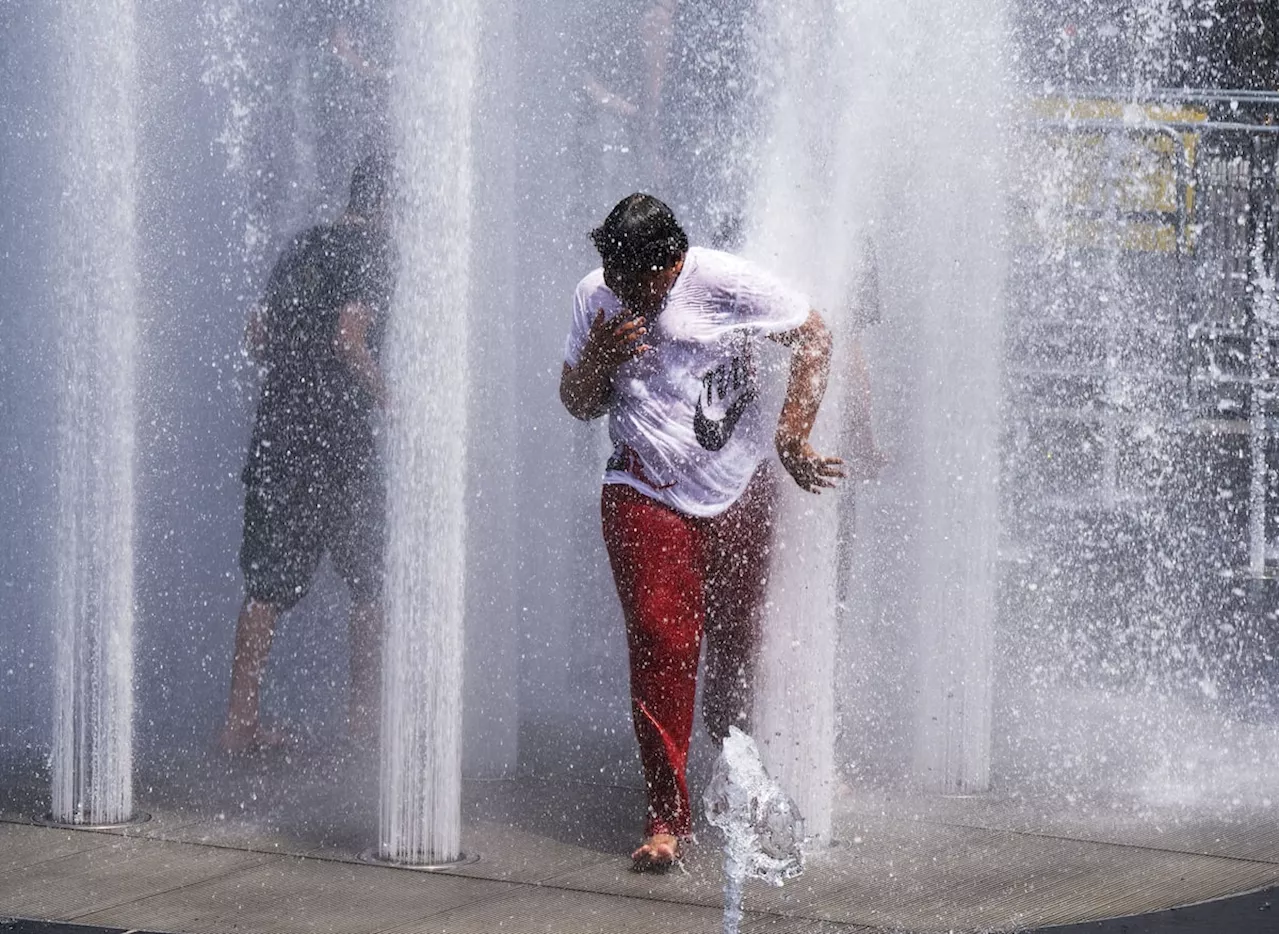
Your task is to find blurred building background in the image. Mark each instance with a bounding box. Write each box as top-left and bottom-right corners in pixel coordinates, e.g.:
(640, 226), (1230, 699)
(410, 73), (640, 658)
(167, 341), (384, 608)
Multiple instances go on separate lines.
(1000, 0), (1277, 730)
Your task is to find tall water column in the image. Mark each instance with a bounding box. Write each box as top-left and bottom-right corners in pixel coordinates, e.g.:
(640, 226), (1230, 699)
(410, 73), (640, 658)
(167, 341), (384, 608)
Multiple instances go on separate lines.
(901, 5), (1007, 796)
(748, 0), (857, 842)
(50, 1), (140, 826)
(378, 0), (477, 865)
(752, 0), (1008, 823)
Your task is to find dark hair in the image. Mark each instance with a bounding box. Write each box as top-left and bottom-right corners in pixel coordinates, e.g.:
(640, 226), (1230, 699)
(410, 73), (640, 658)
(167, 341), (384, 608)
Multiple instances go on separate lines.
(348, 153), (392, 215)
(590, 193), (688, 276)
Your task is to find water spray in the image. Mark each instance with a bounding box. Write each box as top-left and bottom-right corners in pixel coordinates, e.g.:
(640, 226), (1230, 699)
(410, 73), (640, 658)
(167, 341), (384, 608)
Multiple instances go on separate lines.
(703, 727), (805, 934)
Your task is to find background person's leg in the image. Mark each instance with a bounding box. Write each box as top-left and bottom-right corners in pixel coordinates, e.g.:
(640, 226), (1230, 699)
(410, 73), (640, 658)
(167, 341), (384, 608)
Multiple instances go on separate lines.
(224, 478), (323, 751)
(702, 469), (777, 741)
(221, 597), (282, 751)
(330, 452), (385, 744)
(602, 484), (706, 841)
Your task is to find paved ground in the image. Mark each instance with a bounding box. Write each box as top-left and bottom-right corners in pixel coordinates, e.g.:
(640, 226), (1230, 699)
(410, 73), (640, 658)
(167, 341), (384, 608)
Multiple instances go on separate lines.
(0, 742), (1274, 934)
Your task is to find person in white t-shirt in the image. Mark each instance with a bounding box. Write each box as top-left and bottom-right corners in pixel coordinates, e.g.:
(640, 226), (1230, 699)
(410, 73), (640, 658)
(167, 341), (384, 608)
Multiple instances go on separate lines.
(560, 193), (843, 869)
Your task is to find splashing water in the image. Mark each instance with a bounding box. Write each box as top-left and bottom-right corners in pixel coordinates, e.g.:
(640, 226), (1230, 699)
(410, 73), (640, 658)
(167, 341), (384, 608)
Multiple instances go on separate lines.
(703, 727), (805, 934)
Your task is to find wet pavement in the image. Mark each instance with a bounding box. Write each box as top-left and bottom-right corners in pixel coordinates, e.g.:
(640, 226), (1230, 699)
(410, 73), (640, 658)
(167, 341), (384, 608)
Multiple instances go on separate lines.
(0, 741), (1274, 934)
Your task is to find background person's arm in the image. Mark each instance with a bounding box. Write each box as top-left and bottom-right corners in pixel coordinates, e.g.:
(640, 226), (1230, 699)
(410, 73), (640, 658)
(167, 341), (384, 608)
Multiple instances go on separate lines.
(243, 303), (270, 365)
(335, 300), (386, 408)
(637, 0), (675, 188)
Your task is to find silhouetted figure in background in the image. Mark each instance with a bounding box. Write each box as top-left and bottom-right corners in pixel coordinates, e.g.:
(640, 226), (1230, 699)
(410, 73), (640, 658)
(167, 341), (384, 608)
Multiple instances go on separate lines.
(560, 194), (844, 868)
(572, 0), (757, 246)
(220, 154), (393, 755)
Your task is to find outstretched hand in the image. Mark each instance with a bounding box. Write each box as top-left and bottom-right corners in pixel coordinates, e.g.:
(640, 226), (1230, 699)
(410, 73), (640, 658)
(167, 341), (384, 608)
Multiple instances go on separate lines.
(582, 307), (651, 373)
(776, 436), (845, 493)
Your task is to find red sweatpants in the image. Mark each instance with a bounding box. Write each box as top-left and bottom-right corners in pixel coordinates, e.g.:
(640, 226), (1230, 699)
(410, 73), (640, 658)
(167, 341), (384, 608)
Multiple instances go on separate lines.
(601, 470), (776, 838)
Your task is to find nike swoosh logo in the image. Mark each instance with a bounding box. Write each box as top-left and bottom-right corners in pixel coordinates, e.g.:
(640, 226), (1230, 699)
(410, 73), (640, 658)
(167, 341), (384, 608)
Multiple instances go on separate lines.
(694, 386), (755, 452)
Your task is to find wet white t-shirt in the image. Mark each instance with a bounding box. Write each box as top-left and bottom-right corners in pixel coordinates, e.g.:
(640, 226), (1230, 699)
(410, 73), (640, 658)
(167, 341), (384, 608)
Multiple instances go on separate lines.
(564, 246), (810, 517)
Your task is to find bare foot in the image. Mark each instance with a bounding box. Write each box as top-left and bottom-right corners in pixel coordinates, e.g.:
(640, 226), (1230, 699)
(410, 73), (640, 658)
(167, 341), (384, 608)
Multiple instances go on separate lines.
(631, 833), (681, 871)
(218, 723), (290, 756)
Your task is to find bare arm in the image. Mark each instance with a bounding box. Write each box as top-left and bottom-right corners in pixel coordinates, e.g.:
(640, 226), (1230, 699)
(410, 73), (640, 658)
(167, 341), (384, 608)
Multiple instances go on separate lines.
(334, 300), (386, 408)
(243, 303), (270, 365)
(769, 310), (845, 492)
(560, 360), (613, 422)
(637, 0), (675, 186)
(639, 1), (674, 128)
(559, 307), (651, 421)
(329, 24), (381, 79)
(582, 72), (639, 117)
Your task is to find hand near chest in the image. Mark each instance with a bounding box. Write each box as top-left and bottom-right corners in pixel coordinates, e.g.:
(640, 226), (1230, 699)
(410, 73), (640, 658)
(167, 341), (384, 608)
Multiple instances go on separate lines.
(582, 307), (652, 373)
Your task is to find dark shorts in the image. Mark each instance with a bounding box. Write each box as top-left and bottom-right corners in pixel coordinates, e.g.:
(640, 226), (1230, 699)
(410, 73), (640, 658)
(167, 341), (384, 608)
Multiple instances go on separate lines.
(238, 454), (385, 611)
